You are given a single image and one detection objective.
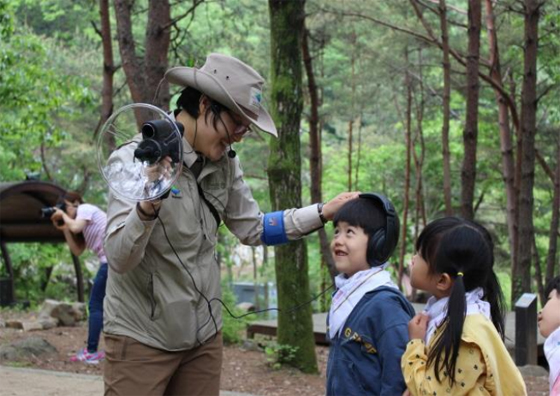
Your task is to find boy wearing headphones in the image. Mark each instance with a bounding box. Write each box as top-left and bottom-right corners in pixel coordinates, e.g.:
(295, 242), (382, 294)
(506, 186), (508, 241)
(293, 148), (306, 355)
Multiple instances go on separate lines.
(326, 193), (414, 395)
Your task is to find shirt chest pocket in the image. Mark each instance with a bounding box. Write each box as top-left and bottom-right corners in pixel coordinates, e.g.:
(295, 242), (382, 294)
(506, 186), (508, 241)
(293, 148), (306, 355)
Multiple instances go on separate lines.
(200, 173), (229, 217)
(343, 328), (378, 355)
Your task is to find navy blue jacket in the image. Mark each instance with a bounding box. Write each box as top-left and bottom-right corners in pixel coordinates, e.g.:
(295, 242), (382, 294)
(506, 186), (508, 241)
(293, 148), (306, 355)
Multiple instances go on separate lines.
(326, 286), (415, 396)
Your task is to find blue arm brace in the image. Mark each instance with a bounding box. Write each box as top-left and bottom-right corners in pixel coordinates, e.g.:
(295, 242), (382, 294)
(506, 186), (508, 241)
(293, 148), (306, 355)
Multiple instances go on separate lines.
(261, 211), (289, 246)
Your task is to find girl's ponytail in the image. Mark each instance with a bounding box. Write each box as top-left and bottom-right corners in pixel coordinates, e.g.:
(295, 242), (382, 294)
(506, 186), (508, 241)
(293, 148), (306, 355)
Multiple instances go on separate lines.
(473, 219), (506, 339)
(484, 270), (506, 339)
(428, 273), (466, 385)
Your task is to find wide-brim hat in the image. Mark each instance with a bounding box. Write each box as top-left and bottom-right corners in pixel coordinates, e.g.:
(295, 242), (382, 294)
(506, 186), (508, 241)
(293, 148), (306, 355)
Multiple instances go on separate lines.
(165, 53), (277, 137)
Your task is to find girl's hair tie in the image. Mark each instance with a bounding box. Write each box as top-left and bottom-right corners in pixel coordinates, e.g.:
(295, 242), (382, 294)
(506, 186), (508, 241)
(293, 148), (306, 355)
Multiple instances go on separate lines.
(457, 272), (464, 277)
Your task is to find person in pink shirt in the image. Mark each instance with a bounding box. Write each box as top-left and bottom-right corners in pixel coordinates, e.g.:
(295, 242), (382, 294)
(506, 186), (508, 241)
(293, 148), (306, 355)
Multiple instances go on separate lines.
(51, 191), (108, 364)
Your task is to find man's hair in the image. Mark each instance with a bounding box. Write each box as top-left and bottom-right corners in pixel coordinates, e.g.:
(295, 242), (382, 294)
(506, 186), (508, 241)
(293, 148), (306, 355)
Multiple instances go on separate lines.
(175, 86), (231, 130)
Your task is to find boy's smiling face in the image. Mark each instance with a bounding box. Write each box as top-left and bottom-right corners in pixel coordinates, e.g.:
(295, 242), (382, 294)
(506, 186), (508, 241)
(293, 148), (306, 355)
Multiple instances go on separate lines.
(538, 289), (560, 338)
(331, 221), (370, 277)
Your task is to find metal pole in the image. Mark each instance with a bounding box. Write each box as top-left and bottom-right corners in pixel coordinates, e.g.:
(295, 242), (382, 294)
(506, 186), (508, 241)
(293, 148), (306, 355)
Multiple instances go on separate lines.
(514, 292), (538, 365)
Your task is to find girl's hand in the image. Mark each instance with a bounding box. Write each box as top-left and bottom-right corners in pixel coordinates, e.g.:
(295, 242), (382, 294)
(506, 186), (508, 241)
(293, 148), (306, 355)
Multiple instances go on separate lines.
(408, 313), (429, 340)
(402, 390), (411, 396)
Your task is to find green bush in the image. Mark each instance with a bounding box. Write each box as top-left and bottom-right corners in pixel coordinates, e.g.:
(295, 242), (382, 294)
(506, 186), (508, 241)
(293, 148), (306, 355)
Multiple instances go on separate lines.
(264, 341), (299, 370)
(220, 284), (248, 345)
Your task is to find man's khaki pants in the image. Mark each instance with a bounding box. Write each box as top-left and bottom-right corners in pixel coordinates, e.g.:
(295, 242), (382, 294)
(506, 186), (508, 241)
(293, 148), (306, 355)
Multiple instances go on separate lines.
(103, 332), (223, 396)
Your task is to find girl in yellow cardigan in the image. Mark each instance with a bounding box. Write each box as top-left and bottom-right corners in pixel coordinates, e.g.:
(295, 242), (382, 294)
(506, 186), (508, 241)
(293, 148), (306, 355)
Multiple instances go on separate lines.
(401, 217), (527, 395)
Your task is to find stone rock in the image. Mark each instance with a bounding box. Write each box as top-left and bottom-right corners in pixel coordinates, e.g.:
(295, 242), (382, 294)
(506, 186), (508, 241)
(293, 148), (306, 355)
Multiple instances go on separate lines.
(38, 299), (60, 318)
(21, 321), (44, 332)
(518, 364), (549, 377)
(5, 320), (23, 329)
(72, 302), (87, 321)
(38, 316), (58, 330)
(38, 299), (85, 326)
(0, 337), (57, 361)
(241, 340), (261, 352)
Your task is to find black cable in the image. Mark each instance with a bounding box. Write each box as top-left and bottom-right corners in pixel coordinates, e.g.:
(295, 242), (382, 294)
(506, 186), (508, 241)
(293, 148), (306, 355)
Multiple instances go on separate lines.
(154, 204), (335, 340)
(153, 203), (218, 347)
(208, 283), (335, 320)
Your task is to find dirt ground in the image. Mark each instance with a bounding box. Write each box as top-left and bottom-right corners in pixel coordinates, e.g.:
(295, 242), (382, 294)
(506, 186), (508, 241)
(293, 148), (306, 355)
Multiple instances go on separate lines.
(0, 310), (551, 396)
(0, 310), (327, 396)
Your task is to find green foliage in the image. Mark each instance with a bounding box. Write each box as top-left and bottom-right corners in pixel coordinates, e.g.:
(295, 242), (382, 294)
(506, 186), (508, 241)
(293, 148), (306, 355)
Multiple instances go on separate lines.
(264, 341), (299, 370)
(0, 22), (96, 182)
(12, 0), (98, 43)
(5, 243), (93, 303)
(220, 283), (249, 345)
(0, 0), (15, 38)
(497, 271), (512, 311)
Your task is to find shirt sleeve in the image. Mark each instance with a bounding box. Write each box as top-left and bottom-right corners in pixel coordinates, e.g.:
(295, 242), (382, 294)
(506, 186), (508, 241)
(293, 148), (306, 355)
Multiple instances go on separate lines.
(401, 339), (487, 396)
(377, 322), (410, 395)
(104, 191), (158, 274)
(364, 293), (412, 395)
(223, 157), (323, 245)
(553, 375), (560, 395)
(76, 204), (94, 222)
(103, 143), (159, 274)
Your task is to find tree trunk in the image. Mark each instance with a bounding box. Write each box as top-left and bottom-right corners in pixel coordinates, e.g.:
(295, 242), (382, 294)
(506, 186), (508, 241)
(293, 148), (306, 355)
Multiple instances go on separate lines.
(414, 49), (427, 227)
(510, 71), (523, 283)
(355, 114), (362, 190)
(347, 31), (356, 191)
(113, 0), (171, 124)
(439, 0), (453, 216)
(461, 0), (482, 221)
(513, 0), (540, 304)
(268, 0), (317, 374)
(348, 120), (353, 190)
(545, 134), (560, 283)
(145, 0), (171, 109)
(95, 0), (116, 150)
(114, 0), (147, 104)
(398, 49), (413, 287)
(533, 235), (544, 303)
(484, 0), (519, 284)
(302, 28), (336, 285)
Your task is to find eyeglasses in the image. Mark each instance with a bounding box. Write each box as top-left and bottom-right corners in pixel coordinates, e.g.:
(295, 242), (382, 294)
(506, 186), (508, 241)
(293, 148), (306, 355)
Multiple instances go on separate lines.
(228, 112), (253, 138)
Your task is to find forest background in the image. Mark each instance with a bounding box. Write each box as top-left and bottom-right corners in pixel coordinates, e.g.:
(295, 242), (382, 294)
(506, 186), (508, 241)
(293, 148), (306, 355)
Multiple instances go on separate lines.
(0, 0), (559, 372)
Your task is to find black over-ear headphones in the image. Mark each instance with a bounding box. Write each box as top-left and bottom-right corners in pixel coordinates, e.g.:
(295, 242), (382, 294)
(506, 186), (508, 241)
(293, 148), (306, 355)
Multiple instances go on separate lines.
(359, 193), (400, 267)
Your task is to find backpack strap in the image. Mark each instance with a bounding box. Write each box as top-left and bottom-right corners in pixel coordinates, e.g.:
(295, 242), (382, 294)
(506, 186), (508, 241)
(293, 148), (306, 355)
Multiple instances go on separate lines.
(196, 183), (221, 229)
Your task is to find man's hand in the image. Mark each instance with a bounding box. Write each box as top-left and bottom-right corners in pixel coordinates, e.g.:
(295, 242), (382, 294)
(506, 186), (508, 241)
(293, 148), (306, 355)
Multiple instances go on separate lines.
(137, 200), (162, 220)
(321, 192), (361, 221)
(408, 313), (429, 340)
(144, 156), (173, 183)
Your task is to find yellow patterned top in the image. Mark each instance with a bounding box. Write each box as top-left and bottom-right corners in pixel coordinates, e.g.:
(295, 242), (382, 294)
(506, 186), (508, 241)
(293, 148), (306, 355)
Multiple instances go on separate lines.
(401, 314), (527, 396)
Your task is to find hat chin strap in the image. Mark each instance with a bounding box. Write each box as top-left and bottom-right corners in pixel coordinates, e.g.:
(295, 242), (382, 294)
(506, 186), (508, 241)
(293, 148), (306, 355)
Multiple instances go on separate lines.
(223, 122), (237, 159)
(152, 77), (166, 105)
(215, 113), (236, 159)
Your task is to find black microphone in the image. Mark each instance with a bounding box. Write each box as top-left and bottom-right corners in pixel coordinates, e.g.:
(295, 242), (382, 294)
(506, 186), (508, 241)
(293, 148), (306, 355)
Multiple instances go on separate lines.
(228, 147), (236, 158)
